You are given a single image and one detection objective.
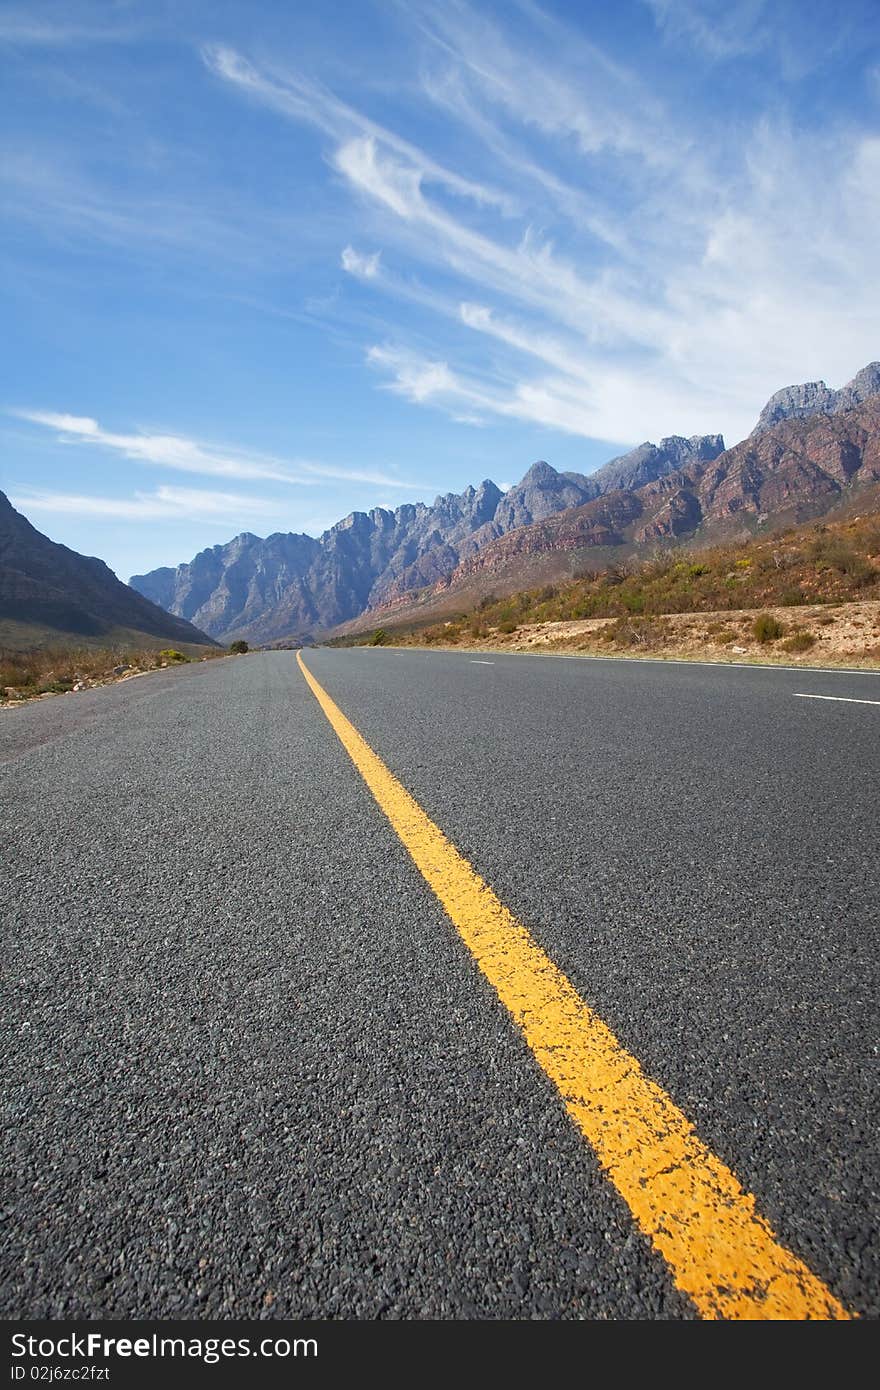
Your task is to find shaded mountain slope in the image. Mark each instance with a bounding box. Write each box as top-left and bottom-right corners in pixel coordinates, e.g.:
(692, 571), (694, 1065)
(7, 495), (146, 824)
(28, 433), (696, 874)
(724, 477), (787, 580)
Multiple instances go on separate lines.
(0, 492), (216, 650)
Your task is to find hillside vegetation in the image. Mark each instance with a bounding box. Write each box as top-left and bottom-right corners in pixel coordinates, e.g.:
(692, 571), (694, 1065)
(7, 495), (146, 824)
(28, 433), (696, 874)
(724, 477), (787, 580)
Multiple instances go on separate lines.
(1, 642), (228, 704)
(340, 514), (880, 660)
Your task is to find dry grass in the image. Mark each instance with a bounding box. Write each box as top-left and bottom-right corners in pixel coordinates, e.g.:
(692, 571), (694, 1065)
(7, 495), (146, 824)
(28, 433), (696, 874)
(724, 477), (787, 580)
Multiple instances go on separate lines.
(1, 643), (227, 704)
(469, 598), (880, 668)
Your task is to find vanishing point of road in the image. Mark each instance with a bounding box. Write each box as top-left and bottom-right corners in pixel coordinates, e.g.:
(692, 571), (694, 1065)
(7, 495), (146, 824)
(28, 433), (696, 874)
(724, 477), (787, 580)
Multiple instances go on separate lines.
(2, 648), (878, 1319)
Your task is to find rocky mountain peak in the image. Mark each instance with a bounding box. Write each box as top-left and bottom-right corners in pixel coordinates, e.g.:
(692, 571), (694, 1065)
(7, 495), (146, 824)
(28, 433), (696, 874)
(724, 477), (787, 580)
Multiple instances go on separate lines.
(838, 362), (880, 409)
(520, 460), (558, 484)
(751, 360), (880, 435)
(586, 433), (725, 496)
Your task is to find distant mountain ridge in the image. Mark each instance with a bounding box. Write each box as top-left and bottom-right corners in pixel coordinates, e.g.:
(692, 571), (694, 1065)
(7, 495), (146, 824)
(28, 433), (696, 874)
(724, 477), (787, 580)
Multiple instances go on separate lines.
(0, 491), (215, 649)
(750, 362), (880, 435)
(130, 434), (724, 644)
(353, 395), (880, 631)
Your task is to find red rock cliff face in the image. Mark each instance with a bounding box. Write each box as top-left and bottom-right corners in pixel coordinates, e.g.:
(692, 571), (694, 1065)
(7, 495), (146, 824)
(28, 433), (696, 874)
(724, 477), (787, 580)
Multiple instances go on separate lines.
(696, 404), (880, 520)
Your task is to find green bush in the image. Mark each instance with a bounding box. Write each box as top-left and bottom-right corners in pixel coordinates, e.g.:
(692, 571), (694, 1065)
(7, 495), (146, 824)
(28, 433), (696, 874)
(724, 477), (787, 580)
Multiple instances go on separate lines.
(368, 629), (388, 646)
(752, 613), (784, 643)
(229, 639), (249, 654)
(37, 679), (74, 694)
(158, 649), (188, 663)
(780, 631), (816, 653)
(497, 619), (518, 634)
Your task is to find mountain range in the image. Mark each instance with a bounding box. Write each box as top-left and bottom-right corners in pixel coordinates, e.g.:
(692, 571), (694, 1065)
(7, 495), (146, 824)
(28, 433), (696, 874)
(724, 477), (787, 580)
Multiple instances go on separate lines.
(0, 491), (215, 651)
(130, 435), (726, 644)
(130, 362), (880, 645)
(5, 361), (879, 651)
(387, 394), (880, 629)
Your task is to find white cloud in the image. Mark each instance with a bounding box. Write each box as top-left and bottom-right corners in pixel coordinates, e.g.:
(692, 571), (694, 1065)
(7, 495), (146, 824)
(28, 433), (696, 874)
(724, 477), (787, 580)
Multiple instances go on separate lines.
(341, 245), (381, 278)
(10, 409), (428, 490)
(12, 409), (302, 483)
(10, 484), (287, 523)
(0, 9), (133, 46)
(410, 0), (684, 169)
(333, 136), (672, 350)
(201, 44), (516, 214)
(367, 346), (465, 405)
(643, 0), (769, 59)
(367, 342), (730, 444)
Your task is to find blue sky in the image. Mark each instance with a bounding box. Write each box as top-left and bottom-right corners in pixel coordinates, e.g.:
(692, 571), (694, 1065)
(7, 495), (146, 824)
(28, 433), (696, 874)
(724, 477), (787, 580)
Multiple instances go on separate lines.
(2, 0), (878, 580)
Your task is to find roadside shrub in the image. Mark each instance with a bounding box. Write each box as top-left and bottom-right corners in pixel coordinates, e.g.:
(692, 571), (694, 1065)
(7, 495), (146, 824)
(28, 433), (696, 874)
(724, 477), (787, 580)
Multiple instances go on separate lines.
(158, 649), (188, 663)
(368, 629), (388, 646)
(0, 655), (37, 691)
(780, 588), (806, 606)
(752, 613), (784, 643)
(600, 616), (666, 648)
(780, 631), (816, 654)
(714, 629), (738, 645)
(808, 536), (873, 583)
(497, 619), (518, 634)
(37, 679), (74, 694)
(229, 639), (249, 654)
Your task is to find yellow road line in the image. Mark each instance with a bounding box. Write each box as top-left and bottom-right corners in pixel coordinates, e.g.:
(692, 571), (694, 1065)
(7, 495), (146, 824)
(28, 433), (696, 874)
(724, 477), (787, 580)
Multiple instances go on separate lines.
(296, 651), (850, 1321)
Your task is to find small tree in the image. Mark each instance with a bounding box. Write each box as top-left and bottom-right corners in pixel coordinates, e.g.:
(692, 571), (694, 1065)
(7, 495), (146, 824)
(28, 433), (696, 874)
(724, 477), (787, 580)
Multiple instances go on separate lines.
(229, 639), (249, 654)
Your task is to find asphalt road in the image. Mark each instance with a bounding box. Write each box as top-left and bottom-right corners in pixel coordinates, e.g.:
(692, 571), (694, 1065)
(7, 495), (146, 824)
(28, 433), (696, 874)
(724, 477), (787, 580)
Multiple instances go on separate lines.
(2, 648), (878, 1320)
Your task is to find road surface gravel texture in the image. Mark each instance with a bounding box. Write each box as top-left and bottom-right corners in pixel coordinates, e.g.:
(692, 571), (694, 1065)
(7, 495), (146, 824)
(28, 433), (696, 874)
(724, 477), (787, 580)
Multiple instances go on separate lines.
(2, 649), (877, 1319)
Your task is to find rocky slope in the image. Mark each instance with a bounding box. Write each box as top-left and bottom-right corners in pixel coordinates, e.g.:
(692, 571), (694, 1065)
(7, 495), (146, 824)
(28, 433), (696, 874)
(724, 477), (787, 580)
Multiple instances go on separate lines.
(131, 435), (724, 643)
(750, 362), (880, 435)
(0, 491), (215, 649)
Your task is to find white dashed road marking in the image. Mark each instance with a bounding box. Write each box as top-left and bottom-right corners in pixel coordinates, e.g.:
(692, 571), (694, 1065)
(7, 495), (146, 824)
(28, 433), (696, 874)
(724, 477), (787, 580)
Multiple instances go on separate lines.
(793, 693), (880, 706)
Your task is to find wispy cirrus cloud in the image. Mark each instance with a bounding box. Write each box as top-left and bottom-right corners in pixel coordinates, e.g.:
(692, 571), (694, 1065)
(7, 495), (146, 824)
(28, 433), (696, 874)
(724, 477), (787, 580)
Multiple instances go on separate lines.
(9, 483), (291, 523)
(332, 135), (671, 348)
(642, 0), (770, 60)
(407, 0), (686, 170)
(10, 409), (427, 490)
(201, 5), (880, 449)
(341, 245), (381, 278)
(0, 148), (316, 268)
(201, 42), (517, 215)
(0, 6), (136, 47)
